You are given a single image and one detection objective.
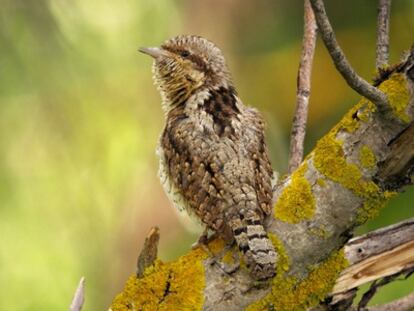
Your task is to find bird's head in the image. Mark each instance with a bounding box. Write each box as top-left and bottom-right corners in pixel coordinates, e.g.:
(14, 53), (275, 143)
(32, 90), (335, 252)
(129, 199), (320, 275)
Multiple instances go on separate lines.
(139, 35), (233, 108)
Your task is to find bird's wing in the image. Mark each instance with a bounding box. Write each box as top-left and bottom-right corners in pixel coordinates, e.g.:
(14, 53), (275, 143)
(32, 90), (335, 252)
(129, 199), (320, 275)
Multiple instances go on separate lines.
(160, 104), (273, 231)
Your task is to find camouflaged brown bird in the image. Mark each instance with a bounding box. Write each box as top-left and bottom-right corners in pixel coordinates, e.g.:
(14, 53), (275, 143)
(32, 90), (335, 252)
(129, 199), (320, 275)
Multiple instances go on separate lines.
(140, 35), (278, 280)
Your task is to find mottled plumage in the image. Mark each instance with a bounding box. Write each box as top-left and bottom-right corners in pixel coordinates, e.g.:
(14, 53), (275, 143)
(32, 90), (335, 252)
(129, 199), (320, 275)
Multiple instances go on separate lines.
(140, 35), (277, 280)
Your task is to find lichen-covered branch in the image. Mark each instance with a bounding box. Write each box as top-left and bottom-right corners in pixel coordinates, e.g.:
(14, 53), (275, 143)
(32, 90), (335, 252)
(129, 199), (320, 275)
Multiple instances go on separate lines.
(288, 0), (317, 173)
(109, 49), (414, 311)
(309, 0), (389, 113)
(377, 0), (392, 68)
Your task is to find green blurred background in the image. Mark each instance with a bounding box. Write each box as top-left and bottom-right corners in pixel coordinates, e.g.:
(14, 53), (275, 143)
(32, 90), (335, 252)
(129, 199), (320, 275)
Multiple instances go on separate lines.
(0, 0), (413, 310)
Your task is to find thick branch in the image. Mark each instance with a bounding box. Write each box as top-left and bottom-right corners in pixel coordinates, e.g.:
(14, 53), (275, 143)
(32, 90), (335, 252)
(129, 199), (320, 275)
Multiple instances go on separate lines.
(376, 0), (392, 68)
(288, 0), (317, 173)
(309, 0), (389, 112)
(110, 50), (414, 311)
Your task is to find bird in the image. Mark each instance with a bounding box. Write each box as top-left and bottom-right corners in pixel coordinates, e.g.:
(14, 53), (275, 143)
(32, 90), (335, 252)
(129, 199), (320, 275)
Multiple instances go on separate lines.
(139, 35), (277, 280)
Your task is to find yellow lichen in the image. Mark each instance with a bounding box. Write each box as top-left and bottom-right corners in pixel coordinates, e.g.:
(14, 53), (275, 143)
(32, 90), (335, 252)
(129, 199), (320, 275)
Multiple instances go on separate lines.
(313, 135), (361, 191)
(357, 100), (374, 122)
(339, 103), (364, 133)
(110, 241), (217, 311)
(357, 190), (397, 224)
(310, 72), (410, 221)
(222, 248), (236, 265)
(316, 178), (326, 187)
(274, 163), (316, 223)
(268, 233), (290, 273)
(246, 249), (348, 311)
(359, 145), (376, 169)
(332, 95), (376, 134)
(378, 73), (411, 123)
(312, 133), (390, 225)
(309, 226), (330, 239)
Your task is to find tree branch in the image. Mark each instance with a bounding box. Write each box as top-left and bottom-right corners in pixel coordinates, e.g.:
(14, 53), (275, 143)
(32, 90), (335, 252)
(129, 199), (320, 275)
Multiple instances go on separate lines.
(315, 219), (414, 310)
(342, 217), (414, 267)
(358, 272), (404, 309)
(309, 0), (389, 113)
(376, 0), (392, 69)
(136, 226), (160, 277)
(288, 0), (317, 173)
(110, 49), (414, 310)
(333, 240), (414, 294)
(377, 121), (414, 190)
(368, 292), (414, 311)
(321, 283), (414, 311)
(69, 277), (85, 311)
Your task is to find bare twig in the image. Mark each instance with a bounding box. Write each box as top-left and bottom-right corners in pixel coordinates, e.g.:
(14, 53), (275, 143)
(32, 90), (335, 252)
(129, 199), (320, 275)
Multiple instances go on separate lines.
(369, 291), (414, 311)
(309, 0), (389, 112)
(288, 0), (317, 173)
(69, 277), (85, 311)
(376, 0), (392, 68)
(358, 273), (399, 309)
(322, 290), (414, 311)
(136, 226), (160, 277)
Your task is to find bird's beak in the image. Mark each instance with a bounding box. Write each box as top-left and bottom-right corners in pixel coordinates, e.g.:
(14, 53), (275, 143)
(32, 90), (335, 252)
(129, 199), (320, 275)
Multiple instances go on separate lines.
(138, 47), (167, 59)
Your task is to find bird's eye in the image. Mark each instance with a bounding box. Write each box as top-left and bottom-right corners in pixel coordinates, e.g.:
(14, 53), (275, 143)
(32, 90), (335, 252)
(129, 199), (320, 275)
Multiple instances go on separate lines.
(180, 50), (190, 58)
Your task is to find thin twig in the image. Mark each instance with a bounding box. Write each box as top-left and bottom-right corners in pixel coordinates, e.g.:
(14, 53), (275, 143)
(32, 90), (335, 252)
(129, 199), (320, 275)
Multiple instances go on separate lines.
(288, 0), (317, 174)
(309, 0), (389, 112)
(136, 226), (160, 277)
(358, 274), (399, 309)
(376, 0), (392, 68)
(69, 277), (85, 311)
(321, 291), (414, 311)
(369, 291), (414, 311)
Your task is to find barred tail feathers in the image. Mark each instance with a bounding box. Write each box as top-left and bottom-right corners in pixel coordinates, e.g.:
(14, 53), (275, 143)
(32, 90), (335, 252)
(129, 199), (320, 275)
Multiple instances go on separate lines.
(229, 210), (277, 280)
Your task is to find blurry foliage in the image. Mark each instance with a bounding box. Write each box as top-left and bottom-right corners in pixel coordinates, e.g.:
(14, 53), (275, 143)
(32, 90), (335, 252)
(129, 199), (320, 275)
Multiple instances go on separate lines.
(0, 0), (413, 310)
